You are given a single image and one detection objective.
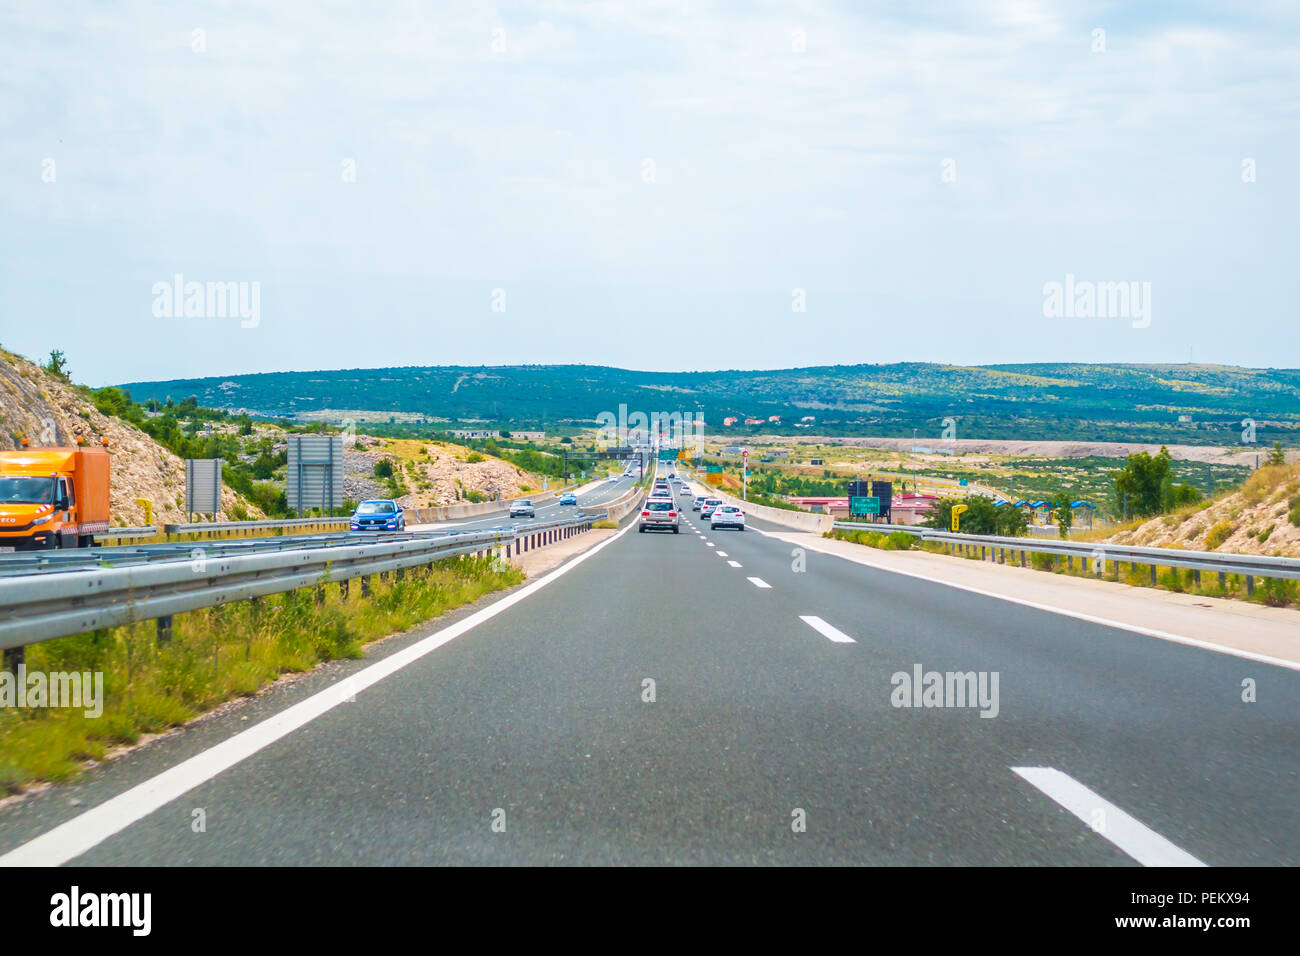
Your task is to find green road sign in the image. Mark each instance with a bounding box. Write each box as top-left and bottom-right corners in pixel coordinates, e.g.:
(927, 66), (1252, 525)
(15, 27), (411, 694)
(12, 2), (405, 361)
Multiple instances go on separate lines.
(706, 464), (723, 474)
(959, 478), (969, 487)
(850, 496), (880, 516)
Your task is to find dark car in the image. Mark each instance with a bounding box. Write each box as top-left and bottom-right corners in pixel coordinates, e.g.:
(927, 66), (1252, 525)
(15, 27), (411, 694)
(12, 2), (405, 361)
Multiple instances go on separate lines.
(350, 499), (405, 531)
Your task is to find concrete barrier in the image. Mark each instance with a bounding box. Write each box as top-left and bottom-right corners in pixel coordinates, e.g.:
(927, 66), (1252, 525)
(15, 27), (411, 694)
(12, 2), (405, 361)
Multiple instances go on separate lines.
(702, 485), (833, 534)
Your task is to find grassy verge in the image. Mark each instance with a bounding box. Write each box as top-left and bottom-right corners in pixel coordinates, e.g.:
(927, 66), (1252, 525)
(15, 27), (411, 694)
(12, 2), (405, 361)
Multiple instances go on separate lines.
(0, 555), (523, 792)
(826, 529), (1300, 609)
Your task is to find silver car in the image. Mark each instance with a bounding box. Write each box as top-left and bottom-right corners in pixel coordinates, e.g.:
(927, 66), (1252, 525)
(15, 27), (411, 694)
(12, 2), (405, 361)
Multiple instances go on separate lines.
(509, 499), (536, 518)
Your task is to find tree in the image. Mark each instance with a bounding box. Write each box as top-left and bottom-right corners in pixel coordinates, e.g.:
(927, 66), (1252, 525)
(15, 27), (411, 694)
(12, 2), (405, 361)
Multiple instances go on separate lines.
(1051, 491), (1073, 539)
(1113, 447), (1173, 517)
(42, 349), (70, 381)
(1268, 442), (1287, 466)
(925, 495), (1027, 537)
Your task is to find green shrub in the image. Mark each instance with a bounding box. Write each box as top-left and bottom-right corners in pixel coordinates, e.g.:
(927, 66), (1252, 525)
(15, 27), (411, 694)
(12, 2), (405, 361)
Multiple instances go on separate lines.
(465, 452), (485, 464)
(1204, 521), (1234, 550)
(884, 531), (915, 550)
(1261, 577), (1298, 608)
(373, 459), (394, 478)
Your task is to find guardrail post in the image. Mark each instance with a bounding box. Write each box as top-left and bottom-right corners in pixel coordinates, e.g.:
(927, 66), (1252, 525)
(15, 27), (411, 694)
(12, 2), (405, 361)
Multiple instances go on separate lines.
(340, 579), (350, 599)
(361, 576), (371, 597)
(2, 646), (24, 673)
(1246, 575), (1255, 596)
(1150, 564), (1157, 585)
(1066, 555), (1072, 570)
(1193, 569), (1201, 588)
(156, 615), (174, 644)
(396, 568), (404, 582)
(1218, 572), (1226, 590)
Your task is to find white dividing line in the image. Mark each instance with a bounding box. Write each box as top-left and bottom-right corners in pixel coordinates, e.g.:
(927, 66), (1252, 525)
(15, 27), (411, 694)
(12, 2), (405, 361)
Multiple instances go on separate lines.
(1012, 767), (1207, 867)
(799, 615), (856, 643)
(0, 516), (640, 868)
(728, 560), (742, 568)
(715, 551), (728, 557)
(765, 531), (1300, 673)
(747, 577), (771, 589)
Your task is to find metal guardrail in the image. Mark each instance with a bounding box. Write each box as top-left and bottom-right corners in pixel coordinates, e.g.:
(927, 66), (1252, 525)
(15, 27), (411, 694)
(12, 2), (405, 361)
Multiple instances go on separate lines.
(830, 521), (1300, 588)
(0, 512), (607, 651)
(93, 526), (157, 541)
(163, 516), (352, 535)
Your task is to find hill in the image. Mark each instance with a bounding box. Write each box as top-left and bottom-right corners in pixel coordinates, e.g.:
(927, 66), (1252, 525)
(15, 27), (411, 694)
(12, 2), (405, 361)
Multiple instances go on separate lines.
(1106, 462), (1300, 557)
(117, 362), (1300, 446)
(0, 348), (260, 526)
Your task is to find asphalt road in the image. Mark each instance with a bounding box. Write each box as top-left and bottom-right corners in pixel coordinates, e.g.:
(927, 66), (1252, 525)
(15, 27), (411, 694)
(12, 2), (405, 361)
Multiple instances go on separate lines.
(1, 464), (1295, 865)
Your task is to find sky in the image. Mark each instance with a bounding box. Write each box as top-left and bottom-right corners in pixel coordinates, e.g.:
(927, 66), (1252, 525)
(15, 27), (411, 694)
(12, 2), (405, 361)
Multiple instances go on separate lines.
(1, 0), (1297, 386)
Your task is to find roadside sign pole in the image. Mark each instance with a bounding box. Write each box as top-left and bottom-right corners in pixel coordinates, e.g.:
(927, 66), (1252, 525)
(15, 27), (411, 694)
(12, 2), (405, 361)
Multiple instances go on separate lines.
(742, 449), (748, 501)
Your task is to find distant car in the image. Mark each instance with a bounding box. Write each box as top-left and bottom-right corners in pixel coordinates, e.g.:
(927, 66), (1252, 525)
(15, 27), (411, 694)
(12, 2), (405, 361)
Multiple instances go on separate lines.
(691, 497), (703, 510)
(559, 493), (578, 505)
(711, 505), (746, 530)
(509, 499), (536, 518)
(639, 498), (680, 533)
(607, 474), (619, 483)
(351, 499), (405, 531)
(699, 498), (722, 519)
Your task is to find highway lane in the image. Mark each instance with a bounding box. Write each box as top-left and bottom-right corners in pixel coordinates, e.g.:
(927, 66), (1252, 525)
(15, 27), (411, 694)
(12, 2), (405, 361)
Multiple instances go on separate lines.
(2, 464), (1294, 865)
(419, 472), (637, 534)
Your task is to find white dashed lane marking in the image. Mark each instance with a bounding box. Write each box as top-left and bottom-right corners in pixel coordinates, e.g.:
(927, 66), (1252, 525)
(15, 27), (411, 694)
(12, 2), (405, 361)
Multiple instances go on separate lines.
(798, 615), (855, 643)
(747, 577), (771, 589)
(728, 560), (742, 568)
(1012, 767), (1207, 867)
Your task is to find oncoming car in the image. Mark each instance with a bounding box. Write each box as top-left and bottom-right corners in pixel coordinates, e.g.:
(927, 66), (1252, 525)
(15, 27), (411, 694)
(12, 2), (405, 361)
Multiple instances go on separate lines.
(350, 499), (405, 531)
(639, 498), (680, 533)
(509, 499), (536, 518)
(559, 492), (578, 505)
(710, 504), (746, 530)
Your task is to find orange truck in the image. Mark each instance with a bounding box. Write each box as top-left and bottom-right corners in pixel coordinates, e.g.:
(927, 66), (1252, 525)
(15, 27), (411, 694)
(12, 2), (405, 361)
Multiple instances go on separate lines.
(0, 444), (111, 550)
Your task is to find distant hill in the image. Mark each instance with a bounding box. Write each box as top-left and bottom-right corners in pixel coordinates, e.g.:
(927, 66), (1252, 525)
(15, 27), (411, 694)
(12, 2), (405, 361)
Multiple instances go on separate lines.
(117, 362), (1300, 446)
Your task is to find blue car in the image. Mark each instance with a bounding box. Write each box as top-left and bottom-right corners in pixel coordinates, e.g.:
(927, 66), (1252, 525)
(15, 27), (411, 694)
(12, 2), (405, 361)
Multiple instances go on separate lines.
(350, 499), (406, 531)
(559, 493), (578, 506)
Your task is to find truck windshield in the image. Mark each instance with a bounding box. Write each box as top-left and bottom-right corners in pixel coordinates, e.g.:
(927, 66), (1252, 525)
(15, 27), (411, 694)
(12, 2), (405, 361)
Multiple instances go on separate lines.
(0, 477), (56, 504)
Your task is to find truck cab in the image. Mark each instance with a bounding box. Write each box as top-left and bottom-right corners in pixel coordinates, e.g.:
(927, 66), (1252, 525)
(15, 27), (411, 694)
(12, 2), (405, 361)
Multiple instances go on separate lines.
(0, 445), (111, 550)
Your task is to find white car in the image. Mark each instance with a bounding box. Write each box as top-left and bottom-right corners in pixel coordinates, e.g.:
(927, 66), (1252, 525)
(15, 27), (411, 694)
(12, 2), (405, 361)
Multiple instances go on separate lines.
(509, 499), (536, 518)
(639, 498), (680, 533)
(710, 505), (745, 530)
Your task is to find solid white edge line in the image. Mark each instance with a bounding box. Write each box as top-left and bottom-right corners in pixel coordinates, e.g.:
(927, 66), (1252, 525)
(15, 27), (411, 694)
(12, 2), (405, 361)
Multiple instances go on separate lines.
(747, 577), (771, 589)
(0, 515), (639, 867)
(1012, 767), (1207, 867)
(757, 529), (1300, 672)
(799, 614), (856, 643)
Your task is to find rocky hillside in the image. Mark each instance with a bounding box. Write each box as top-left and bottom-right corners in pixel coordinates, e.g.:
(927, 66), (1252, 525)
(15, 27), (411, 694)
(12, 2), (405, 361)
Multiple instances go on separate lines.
(350, 439), (547, 508)
(0, 348), (260, 526)
(1106, 463), (1300, 557)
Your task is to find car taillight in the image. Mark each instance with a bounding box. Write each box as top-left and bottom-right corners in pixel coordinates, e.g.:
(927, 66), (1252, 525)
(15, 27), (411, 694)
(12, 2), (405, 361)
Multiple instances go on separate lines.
(641, 511), (650, 516)
(669, 512), (676, 517)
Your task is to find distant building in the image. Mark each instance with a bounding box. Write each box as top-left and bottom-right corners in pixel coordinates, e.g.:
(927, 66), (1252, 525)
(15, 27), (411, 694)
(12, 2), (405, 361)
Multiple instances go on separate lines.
(450, 429), (497, 439)
(723, 416), (739, 426)
(723, 445), (744, 455)
(744, 418), (764, 426)
(800, 415), (816, 422)
(769, 450), (789, 458)
(768, 415), (782, 424)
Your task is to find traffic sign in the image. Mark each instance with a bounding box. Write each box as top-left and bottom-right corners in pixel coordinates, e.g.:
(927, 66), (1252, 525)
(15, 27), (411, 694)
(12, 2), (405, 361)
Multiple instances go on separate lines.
(850, 496), (880, 516)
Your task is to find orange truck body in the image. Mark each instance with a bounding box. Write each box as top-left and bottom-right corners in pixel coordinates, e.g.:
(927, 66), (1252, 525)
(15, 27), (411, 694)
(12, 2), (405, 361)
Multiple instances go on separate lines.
(0, 446), (111, 549)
